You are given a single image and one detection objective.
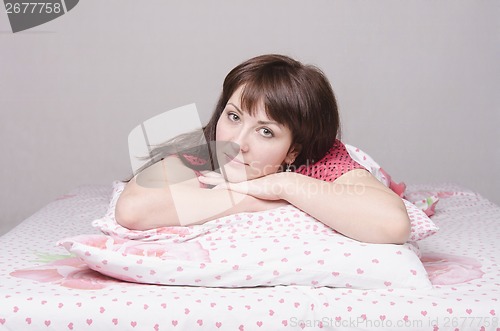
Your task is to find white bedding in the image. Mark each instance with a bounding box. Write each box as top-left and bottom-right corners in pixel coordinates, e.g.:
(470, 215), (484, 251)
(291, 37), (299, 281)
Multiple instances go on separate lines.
(0, 183), (499, 330)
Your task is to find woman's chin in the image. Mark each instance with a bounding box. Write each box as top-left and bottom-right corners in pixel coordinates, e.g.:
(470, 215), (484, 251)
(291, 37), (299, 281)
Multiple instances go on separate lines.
(221, 167), (249, 183)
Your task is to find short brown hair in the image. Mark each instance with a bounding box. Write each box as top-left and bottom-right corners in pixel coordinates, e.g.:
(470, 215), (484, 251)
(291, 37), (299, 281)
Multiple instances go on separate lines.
(131, 54), (341, 178)
(204, 54), (340, 167)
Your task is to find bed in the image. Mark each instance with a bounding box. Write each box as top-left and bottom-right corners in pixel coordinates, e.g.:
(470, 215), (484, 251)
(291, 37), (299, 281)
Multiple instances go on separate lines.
(1, 181), (499, 331)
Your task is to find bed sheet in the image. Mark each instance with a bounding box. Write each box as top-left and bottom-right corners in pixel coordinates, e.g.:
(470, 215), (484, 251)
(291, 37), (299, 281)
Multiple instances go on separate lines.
(0, 183), (499, 330)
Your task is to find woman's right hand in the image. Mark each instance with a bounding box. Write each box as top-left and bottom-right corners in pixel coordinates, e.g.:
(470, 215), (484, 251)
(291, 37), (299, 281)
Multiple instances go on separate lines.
(198, 171), (289, 211)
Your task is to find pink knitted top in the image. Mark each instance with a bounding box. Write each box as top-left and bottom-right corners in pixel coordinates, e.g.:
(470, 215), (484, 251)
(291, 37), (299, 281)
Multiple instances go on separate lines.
(295, 140), (365, 182)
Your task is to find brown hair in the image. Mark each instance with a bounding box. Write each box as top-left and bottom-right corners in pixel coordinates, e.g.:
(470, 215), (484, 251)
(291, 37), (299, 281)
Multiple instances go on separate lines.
(133, 54), (340, 177)
(204, 54), (340, 167)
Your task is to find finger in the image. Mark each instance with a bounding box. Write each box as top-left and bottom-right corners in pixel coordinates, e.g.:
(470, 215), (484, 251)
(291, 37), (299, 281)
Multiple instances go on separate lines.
(212, 183), (229, 190)
(198, 176), (226, 186)
(199, 171), (223, 178)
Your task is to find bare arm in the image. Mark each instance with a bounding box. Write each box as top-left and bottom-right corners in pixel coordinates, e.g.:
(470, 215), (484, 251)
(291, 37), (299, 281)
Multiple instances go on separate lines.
(199, 169), (411, 244)
(279, 170), (411, 244)
(115, 157), (286, 230)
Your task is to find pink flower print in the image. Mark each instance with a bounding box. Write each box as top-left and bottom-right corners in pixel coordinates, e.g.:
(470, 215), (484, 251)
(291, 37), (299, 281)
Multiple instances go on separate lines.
(412, 195), (440, 217)
(421, 252), (484, 285)
(408, 190), (456, 201)
(57, 267), (120, 290)
(76, 235), (124, 249)
(10, 268), (63, 283)
(436, 191), (455, 199)
(122, 242), (211, 262)
(122, 242), (172, 258)
(155, 226), (193, 236)
(379, 168), (406, 197)
(10, 257), (120, 290)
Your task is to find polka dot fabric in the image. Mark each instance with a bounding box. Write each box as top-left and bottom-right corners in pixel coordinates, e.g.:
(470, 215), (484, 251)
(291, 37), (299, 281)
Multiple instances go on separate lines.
(1, 183), (499, 331)
(295, 140), (365, 182)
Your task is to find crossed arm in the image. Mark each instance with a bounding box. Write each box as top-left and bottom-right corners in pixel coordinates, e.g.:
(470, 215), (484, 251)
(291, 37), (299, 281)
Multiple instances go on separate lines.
(115, 157), (410, 244)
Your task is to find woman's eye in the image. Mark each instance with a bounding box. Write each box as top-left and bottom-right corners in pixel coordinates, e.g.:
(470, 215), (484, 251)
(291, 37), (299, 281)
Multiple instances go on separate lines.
(228, 112), (240, 122)
(259, 128), (274, 138)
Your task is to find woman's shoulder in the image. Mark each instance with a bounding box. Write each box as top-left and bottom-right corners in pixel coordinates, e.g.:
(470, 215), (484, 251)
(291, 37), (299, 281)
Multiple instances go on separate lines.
(328, 139), (349, 155)
(295, 139), (365, 182)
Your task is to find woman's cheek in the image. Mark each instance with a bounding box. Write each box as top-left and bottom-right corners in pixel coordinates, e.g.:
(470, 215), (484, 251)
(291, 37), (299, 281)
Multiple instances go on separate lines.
(248, 162), (279, 178)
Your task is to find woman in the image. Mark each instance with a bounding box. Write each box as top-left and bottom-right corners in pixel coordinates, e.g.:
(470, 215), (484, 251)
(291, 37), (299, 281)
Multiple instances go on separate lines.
(115, 54), (410, 244)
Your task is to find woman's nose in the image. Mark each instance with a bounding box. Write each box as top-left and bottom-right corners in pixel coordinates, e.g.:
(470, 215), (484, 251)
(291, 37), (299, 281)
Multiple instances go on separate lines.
(232, 131), (249, 153)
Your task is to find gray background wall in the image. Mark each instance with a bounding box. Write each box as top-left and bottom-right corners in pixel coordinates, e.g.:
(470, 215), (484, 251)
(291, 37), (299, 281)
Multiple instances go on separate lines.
(1, 0), (499, 236)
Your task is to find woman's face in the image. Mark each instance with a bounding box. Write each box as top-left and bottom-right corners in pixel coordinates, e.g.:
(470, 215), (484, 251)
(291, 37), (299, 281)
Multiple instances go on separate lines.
(215, 86), (297, 183)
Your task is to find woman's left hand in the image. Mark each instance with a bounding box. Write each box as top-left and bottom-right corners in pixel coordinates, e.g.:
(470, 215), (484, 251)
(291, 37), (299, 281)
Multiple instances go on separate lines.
(198, 171), (289, 201)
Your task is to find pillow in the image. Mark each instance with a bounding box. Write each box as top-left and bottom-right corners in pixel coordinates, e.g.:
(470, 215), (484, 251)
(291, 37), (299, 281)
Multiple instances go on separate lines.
(411, 195), (440, 217)
(97, 177), (437, 243)
(62, 203), (432, 290)
(403, 198), (439, 241)
(345, 144), (439, 239)
(345, 144), (391, 187)
(346, 144), (407, 197)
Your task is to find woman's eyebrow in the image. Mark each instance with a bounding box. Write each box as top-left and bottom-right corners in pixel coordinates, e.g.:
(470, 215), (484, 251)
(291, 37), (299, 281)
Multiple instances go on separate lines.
(227, 102), (281, 127)
(257, 119), (280, 126)
(227, 102), (243, 114)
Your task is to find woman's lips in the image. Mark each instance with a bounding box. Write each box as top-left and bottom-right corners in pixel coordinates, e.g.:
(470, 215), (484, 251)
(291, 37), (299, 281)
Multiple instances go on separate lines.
(224, 153), (247, 166)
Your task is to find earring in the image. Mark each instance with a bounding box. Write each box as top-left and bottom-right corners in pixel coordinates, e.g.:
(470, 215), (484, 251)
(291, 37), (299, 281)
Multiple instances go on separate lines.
(285, 163), (292, 172)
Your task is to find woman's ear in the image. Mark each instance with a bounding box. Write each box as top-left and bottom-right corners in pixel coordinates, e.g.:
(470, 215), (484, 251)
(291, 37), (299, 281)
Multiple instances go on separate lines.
(285, 144), (302, 164)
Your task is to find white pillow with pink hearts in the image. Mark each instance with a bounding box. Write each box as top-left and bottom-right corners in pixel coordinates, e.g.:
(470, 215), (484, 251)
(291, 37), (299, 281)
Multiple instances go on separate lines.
(61, 203), (432, 289)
